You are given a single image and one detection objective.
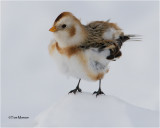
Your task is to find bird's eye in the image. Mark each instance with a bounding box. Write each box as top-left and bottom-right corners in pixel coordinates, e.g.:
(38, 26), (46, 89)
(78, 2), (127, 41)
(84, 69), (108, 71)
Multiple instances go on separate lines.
(62, 24), (66, 28)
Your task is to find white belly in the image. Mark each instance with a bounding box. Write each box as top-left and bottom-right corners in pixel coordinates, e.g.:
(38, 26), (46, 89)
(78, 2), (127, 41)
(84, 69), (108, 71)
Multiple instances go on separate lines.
(85, 48), (111, 74)
(51, 48), (111, 81)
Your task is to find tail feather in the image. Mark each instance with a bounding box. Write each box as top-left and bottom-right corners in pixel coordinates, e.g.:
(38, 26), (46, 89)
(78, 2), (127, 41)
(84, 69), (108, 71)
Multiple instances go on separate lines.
(107, 34), (141, 61)
(117, 34), (141, 47)
(126, 34), (142, 41)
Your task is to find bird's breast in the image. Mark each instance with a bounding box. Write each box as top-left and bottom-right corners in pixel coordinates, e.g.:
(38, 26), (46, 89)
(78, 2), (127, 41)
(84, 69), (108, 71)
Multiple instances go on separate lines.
(49, 42), (111, 81)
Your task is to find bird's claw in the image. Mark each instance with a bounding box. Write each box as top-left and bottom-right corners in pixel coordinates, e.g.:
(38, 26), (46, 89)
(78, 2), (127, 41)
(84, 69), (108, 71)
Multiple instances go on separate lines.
(93, 89), (105, 97)
(68, 87), (82, 94)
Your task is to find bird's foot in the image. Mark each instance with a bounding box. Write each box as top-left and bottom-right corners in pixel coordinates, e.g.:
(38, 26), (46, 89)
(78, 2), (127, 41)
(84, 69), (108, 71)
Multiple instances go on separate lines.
(68, 87), (82, 94)
(93, 89), (105, 97)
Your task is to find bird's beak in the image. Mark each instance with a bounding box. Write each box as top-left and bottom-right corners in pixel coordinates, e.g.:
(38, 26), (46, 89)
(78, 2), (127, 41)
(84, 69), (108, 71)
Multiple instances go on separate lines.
(49, 26), (56, 32)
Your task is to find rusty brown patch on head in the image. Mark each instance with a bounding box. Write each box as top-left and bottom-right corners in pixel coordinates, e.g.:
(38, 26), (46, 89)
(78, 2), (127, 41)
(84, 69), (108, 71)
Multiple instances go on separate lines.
(55, 43), (80, 58)
(54, 12), (72, 24)
(54, 12), (82, 27)
(69, 26), (76, 37)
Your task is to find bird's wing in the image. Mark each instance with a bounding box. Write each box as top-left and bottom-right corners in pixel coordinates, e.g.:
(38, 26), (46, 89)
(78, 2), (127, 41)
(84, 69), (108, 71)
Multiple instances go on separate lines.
(81, 21), (118, 50)
(79, 39), (117, 51)
(82, 21), (140, 60)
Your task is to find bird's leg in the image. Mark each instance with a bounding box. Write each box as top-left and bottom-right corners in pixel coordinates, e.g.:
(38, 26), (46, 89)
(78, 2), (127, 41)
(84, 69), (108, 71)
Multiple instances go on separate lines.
(93, 79), (105, 97)
(68, 79), (82, 94)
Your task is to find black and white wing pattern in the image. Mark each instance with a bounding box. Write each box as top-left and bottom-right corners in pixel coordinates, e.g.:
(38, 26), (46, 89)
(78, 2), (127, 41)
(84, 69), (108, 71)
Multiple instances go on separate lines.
(79, 21), (140, 60)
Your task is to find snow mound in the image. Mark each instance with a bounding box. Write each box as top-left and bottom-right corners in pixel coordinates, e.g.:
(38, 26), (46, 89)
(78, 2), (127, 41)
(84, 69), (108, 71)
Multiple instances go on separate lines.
(34, 92), (158, 127)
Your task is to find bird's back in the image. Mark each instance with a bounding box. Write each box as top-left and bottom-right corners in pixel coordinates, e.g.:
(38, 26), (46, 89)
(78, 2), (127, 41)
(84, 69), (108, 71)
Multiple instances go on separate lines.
(85, 21), (122, 41)
(82, 21), (132, 60)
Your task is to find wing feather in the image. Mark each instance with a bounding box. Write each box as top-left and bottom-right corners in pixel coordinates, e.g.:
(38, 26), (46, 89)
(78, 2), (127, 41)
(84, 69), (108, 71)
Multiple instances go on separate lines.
(81, 21), (139, 60)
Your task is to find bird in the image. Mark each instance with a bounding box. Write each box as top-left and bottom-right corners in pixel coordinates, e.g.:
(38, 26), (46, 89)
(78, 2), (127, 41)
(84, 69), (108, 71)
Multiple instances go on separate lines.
(49, 12), (139, 96)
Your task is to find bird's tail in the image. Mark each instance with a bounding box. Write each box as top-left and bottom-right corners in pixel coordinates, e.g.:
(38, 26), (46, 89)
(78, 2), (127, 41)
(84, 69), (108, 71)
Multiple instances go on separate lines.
(126, 34), (142, 41)
(117, 34), (141, 48)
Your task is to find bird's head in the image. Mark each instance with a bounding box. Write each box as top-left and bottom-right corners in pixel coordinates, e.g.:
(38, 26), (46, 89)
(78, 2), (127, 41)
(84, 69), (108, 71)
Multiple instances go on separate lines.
(49, 12), (87, 47)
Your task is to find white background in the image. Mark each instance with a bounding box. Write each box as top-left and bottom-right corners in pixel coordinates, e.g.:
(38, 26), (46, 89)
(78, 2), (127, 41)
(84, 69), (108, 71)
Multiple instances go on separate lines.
(1, 1), (159, 126)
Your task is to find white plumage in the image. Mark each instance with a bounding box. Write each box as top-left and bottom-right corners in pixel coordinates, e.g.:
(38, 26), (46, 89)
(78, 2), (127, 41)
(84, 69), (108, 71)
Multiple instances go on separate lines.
(49, 12), (132, 95)
(50, 40), (111, 81)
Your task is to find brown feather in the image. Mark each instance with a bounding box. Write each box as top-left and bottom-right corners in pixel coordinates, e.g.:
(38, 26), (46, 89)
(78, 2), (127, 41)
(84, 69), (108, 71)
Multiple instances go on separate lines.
(56, 42), (80, 58)
(54, 12), (72, 24)
(69, 26), (76, 37)
(48, 42), (56, 55)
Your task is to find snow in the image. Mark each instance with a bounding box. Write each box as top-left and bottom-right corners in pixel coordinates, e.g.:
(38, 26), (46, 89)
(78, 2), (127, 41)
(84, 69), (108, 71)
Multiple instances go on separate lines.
(34, 93), (159, 127)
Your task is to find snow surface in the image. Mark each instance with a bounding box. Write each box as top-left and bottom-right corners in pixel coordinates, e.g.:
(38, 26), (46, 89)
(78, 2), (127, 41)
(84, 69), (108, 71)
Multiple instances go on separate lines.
(34, 93), (159, 127)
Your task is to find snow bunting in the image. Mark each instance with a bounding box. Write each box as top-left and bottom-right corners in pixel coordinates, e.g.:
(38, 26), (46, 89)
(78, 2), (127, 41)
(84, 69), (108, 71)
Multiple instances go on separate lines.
(49, 12), (139, 96)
